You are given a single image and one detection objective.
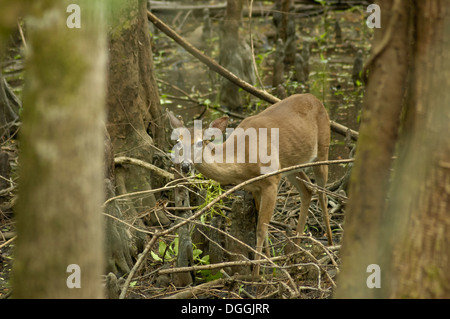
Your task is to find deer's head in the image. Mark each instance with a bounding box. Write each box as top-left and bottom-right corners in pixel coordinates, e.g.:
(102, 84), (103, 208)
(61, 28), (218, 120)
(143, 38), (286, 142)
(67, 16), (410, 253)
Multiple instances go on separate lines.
(167, 110), (229, 174)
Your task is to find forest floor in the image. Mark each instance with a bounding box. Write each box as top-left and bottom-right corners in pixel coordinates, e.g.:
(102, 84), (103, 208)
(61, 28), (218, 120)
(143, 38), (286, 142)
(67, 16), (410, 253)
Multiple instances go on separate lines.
(0, 2), (371, 299)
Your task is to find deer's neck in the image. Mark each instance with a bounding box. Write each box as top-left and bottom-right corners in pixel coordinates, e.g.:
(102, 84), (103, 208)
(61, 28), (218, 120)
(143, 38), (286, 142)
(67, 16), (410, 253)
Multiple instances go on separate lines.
(195, 141), (240, 185)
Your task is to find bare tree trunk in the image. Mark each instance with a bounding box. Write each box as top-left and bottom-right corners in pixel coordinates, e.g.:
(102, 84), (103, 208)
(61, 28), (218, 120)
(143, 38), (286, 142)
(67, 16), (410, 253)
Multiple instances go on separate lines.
(335, 0), (412, 298)
(13, 0), (106, 298)
(219, 0), (255, 111)
(227, 194), (257, 275)
(106, 0), (168, 259)
(172, 166), (194, 287)
(380, 1), (450, 298)
(336, 0), (450, 298)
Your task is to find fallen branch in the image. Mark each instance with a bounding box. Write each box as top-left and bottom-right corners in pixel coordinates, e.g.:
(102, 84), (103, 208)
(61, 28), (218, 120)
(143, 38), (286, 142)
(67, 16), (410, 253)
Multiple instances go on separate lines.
(158, 259), (257, 275)
(114, 156), (174, 180)
(164, 278), (225, 299)
(147, 10), (359, 141)
(0, 235), (16, 249)
(147, 10), (277, 104)
(150, 1), (227, 12)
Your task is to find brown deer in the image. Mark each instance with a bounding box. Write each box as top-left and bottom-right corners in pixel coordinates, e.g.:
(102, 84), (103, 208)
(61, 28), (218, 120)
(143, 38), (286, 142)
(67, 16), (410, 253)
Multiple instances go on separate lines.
(168, 94), (332, 274)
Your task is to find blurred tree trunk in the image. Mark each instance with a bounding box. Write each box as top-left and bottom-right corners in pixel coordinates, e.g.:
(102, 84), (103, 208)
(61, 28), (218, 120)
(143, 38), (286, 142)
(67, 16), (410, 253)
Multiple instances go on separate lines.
(380, 1), (450, 298)
(335, 0), (411, 298)
(105, 0), (169, 265)
(335, 0), (450, 298)
(13, 0), (106, 298)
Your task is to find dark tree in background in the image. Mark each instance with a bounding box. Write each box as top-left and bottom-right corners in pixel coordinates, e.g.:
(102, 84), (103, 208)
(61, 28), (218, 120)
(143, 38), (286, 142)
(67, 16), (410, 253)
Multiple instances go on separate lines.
(104, 0), (169, 275)
(219, 0), (255, 111)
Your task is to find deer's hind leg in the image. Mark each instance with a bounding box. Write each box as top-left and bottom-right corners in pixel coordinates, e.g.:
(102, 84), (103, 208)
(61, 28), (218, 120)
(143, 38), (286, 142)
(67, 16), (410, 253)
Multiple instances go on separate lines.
(313, 144), (332, 245)
(287, 171), (313, 244)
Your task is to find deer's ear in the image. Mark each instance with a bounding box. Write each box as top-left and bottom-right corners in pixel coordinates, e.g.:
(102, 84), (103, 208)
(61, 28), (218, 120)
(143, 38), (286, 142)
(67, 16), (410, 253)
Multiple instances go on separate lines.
(209, 117), (229, 132)
(167, 110), (184, 129)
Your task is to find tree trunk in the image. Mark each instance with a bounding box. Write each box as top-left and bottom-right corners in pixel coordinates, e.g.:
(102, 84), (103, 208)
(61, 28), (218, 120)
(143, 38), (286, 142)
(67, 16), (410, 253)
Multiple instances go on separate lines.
(227, 194), (257, 275)
(335, 0), (450, 298)
(104, 128), (133, 277)
(274, 0), (295, 65)
(13, 0), (106, 298)
(380, 1), (450, 298)
(106, 0), (168, 258)
(172, 166), (194, 287)
(334, 0), (412, 298)
(219, 0), (255, 111)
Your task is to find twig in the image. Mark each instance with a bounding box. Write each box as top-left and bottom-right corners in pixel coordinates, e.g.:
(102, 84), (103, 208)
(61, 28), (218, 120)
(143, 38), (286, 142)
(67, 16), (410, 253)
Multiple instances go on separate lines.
(158, 259), (256, 275)
(0, 185), (14, 197)
(164, 279), (225, 299)
(17, 19), (27, 49)
(0, 235), (16, 249)
(114, 156), (174, 180)
(102, 177), (206, 208)
(101, 212), (155, 235)
(296, 175), (348, 202)
(103, 185), (177, 208)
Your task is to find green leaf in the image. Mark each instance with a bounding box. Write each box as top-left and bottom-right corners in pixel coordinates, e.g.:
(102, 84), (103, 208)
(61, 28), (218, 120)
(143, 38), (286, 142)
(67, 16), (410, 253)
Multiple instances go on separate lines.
(193, 248), (203, 258)
(200, 255), (210, 264)
(159, 240), (167, 257)
(171, 237), (179, 256)
(151, 251), (162, 262)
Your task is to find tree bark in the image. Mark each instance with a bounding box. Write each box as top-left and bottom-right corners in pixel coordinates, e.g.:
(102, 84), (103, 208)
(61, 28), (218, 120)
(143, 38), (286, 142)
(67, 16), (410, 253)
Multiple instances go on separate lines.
(106, 0), (168, 257)
(335, 0), (450, 298)
(104, 128), (133, 277)
(380, 1), (450, 298)
(218, 0), (255, 111)
(172, 166), (194, 287)
(335, 0), (412, 298)
(13, 0), (106, 298)
(227, 194), (257, 275)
